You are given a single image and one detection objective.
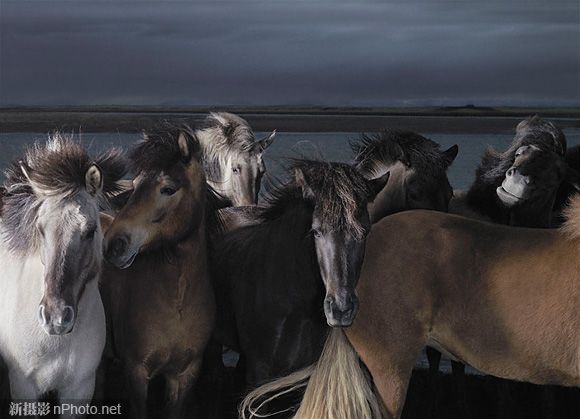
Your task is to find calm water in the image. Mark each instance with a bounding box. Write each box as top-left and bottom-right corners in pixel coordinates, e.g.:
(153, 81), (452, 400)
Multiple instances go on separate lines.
(2, 130), (580, 189)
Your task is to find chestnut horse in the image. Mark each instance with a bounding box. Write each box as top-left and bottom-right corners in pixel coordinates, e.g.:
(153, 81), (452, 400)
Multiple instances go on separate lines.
(243, 199), (580, 419)
(100, 130), (220, 418)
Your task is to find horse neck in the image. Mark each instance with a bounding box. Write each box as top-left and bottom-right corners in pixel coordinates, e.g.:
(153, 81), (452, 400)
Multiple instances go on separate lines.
(367, 160), (408, 223)
(509, 192), (557, 228)
(466, 175), (509, 223)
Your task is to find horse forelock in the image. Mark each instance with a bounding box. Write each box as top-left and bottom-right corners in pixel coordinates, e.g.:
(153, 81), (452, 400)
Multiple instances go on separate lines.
(1, 133), (126, 254)
(261, 161), (371, 239)
(516, 116), (566, 155)
(196, 112), (256, 181)
(130, 127), (200, 174)
(352, 130), (449, 179)
(479, 118), (566, 184)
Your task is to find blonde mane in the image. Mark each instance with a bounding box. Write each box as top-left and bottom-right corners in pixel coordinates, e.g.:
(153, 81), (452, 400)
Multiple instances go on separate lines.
(560, 194), (580, 240)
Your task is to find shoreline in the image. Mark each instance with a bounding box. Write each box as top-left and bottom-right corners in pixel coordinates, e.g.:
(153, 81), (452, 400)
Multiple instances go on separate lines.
(1, 108), (579, 134)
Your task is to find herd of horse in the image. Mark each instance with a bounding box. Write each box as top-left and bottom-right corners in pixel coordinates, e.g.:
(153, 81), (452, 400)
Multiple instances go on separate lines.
(0, 112), (579, 419)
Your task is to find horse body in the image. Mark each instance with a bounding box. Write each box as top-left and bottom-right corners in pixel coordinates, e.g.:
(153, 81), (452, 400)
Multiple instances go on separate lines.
(244, 208), (580, 419)
(0, 135), (124, 413)
(212, 190), (326, 384)
(211, 161), (389, 386)
(101, 130), (215, 418)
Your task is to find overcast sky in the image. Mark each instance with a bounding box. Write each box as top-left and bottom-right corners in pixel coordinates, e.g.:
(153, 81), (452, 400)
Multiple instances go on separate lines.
(0, 1), (578, 107)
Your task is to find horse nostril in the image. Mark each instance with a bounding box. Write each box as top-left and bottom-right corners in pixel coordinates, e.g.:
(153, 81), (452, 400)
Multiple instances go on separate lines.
(61, 306), (75, 326)
(507, 168), (515, 177)
(38, 305), (48, 326)
(107, 236), (127, 258)
(524, 177), (532, 185)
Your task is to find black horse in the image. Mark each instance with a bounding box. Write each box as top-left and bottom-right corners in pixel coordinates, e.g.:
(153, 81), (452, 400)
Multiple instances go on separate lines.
(211, 160), (389, 391)
(453, 116), (570, 228)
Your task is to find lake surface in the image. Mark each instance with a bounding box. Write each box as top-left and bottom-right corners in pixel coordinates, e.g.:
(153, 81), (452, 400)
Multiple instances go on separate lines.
(2, 129), (580, 189)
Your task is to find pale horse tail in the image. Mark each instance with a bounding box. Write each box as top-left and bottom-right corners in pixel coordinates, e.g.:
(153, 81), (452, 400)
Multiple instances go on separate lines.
(239, 328), (385, 419)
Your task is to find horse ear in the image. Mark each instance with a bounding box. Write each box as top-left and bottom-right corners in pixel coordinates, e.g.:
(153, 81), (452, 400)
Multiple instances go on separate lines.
(442, 144), (459, 167)
(255, 130), (276, 153)
(85, 164), (103, 196)
(294, 167), (315, 200)
(178, 132), (192, 163)
(367, 171), (390, 202)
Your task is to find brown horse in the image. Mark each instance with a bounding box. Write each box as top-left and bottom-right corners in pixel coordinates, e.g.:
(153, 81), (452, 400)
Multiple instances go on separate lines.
(242, 199), (580, 419)
(100, 130), (218, 418)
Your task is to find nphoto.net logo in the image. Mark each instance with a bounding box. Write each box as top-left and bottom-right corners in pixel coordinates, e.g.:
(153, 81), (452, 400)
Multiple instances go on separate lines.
(7, 400), (122, 417)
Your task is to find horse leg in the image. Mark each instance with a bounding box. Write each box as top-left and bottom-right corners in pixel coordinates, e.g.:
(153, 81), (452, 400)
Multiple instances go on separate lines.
(451, 361), (472, 418)
(126, 364), (150, 419)
(425, 347), (442, 417)
(165, 359), (202, 419)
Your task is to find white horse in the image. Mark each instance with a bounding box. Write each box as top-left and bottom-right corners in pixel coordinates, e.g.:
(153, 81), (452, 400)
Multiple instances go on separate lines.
(195, 112), (276, 206)
(0, 134), (125, 415)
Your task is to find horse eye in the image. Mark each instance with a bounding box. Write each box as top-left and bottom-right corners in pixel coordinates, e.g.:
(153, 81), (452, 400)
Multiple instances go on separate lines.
(312, 228), (322, 238)
(160, 186), (177, 196)
(232, 167), (240, 174)
(85, 228), (96, 241)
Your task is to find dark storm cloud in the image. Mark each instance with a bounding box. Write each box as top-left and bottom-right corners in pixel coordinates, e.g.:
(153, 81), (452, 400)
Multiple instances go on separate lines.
(0, 1), (578, 107)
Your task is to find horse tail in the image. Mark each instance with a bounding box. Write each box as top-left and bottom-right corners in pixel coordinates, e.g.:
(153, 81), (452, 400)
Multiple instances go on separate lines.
(239, 328), (384, 419)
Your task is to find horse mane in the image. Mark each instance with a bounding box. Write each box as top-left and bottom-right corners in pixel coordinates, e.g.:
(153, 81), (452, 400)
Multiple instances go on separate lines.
(1, 133), (127, 254)
(560, 194), (580, 240)
(255, 160), (372, 240)
(196, 112), (256, 181)
(480, 116), (566, 183)
(351, 129), (450, 178)
(130, 126), (201, 173)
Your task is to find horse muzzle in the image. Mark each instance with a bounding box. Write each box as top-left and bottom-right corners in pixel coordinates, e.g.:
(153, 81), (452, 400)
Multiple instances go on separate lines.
(38, 304), (75, 335)
(324, 294), (359, 328)
(104, 234), (138, 269)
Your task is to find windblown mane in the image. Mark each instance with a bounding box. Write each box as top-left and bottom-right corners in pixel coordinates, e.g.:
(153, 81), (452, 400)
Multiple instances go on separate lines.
(258, 160), (372, 239)
(129, 128), (224, 236)
(1, 133), (127, 254)
(480, 115), (566, 182)
(560, 195), (580, 240)
(195, 112), (256, 180)
(351, 129), (450, 178)
(130, 127), (200, 173)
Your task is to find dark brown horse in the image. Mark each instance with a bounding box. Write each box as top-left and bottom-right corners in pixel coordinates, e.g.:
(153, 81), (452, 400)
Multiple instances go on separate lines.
(211, 160), (389, 391)
(351, 129), (458, 222)
(243, 200), (580, 419)
(453, 116), (570, 228)
(100, 130), (219, 418)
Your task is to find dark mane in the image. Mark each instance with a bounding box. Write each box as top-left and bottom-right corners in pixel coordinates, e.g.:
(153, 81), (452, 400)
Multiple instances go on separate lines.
(130, 127), (200, 174)
(1, 133), (127, 254)
(256, 160), (371, 239)
(351, 129), (450, 178)
(130, 127), (226, 238)
(479, 116), (566, 183)
(467, 116), (566, 224)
